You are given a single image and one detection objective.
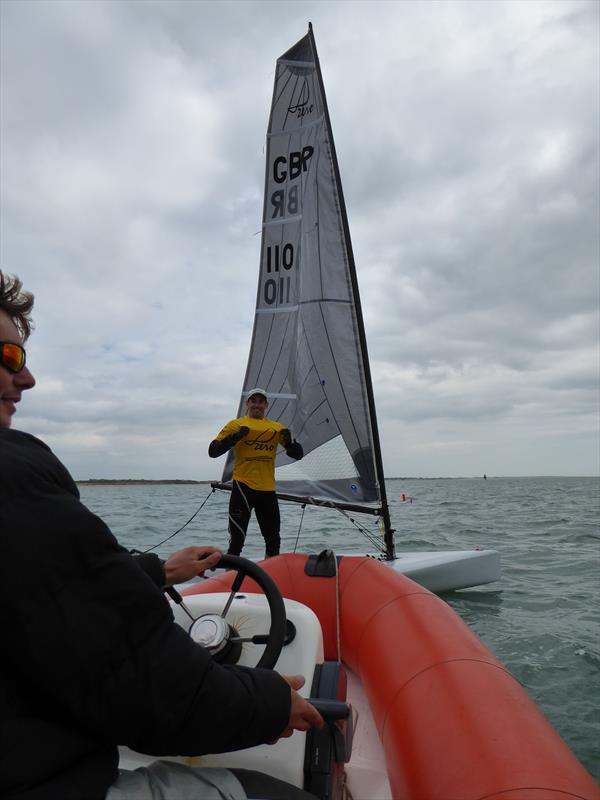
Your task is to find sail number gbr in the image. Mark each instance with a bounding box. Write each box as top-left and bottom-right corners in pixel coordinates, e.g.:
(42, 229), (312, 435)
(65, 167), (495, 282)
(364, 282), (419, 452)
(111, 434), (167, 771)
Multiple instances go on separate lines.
(270, 147), (313, 219)
(263, 243), (294, 306)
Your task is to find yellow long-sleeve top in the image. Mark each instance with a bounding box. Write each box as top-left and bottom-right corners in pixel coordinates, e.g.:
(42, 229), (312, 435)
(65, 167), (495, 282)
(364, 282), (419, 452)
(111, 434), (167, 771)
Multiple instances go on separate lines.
(215, 415), (288, 491)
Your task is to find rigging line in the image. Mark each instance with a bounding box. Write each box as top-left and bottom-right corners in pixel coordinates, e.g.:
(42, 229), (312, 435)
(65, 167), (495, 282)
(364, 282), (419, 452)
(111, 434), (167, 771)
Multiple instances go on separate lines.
(292, 503), (307, 553)
(334, 553), (341, 663)
(297, 496), (383, 551)
(141, 488), (216, 553)
(332, 505), (384, 551)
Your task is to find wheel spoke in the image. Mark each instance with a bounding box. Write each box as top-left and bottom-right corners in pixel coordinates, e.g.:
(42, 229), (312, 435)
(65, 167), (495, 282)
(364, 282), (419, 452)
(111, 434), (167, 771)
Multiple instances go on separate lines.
(220, 570), (245, 618)
(185, 555), (286, 670)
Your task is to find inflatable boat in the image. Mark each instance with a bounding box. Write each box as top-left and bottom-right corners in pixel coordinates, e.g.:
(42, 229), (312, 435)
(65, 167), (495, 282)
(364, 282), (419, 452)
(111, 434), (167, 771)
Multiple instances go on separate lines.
(120, 552), (599, 800)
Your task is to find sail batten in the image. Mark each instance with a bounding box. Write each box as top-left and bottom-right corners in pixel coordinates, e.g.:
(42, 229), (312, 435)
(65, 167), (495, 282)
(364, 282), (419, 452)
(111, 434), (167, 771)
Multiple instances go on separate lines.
(256, 306), (299, 315)
(278, 59), (317, 68)
(222, 26), (395, 557)
(263, 217), (303, 227)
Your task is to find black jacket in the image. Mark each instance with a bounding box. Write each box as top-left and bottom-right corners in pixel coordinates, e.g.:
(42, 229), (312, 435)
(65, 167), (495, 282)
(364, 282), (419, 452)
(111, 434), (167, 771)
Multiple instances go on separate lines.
(0, 429), (290, 799)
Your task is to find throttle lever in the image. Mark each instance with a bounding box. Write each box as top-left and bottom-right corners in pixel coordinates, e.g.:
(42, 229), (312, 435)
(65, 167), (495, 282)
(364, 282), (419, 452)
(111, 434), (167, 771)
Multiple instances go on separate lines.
(307, 698), (350, 722)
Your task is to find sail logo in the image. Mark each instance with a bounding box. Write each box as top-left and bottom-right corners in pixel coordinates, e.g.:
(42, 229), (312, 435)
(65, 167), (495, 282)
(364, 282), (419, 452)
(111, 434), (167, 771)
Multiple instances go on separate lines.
(288, 79), (314, 119)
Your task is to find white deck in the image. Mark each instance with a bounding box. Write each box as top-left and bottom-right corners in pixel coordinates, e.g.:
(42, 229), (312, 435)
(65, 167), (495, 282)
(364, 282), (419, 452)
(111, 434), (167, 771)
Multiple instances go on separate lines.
(184, 548), (501, 596)
(344, 669), (392, 800)
(386, 546), (500, 592)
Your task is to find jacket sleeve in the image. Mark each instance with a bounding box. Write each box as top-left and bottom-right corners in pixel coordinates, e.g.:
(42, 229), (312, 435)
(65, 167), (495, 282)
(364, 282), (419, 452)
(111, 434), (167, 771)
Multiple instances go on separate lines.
(208, 420), (246, 458)
(208, 437), (233, 458)
(130, 551), (165, 587)
(0, 435), (291, 757)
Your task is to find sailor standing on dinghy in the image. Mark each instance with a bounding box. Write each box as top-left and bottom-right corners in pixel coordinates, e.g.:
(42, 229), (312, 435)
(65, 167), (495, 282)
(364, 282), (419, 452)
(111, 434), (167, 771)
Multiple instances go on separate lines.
(0, 272), (323, 800)
(209, 388), (303, 559)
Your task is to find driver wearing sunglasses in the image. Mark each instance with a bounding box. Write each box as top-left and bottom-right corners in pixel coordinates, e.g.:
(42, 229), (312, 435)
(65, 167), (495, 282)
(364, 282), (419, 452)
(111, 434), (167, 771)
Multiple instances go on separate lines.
(0, 274), (35, 429)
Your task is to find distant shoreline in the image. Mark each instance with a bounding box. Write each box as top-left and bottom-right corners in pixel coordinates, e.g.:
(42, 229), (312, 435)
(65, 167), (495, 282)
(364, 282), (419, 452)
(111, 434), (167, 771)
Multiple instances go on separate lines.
(76, 479), (212, 486)
(75, 476), (597, 486)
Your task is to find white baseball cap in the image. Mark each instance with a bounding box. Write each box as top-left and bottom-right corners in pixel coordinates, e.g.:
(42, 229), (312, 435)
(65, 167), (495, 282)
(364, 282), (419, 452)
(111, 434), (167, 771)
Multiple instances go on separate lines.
(245, 387), (268, 400)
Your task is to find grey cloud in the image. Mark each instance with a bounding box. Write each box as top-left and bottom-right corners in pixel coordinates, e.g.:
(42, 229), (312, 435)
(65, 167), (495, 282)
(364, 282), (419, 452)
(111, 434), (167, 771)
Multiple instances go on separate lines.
(2, 0), (598, 478)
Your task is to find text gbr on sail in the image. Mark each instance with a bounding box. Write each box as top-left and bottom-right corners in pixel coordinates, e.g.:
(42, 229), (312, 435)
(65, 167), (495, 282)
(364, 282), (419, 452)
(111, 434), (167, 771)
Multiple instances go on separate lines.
(270, 146), (314, 219)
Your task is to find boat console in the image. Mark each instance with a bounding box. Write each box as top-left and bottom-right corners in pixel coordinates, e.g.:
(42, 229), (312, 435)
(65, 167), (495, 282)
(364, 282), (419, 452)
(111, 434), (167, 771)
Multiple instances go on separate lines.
(120, 555), (354, 799)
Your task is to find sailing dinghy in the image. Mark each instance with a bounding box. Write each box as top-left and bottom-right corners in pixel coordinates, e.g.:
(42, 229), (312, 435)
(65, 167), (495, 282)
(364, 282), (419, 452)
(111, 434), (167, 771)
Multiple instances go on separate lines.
(212, 24), (499, 593)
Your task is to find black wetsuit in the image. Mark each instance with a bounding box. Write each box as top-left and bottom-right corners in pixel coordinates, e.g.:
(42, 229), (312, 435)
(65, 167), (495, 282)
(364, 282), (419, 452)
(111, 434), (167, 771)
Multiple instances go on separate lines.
(228, 480), (281, 557)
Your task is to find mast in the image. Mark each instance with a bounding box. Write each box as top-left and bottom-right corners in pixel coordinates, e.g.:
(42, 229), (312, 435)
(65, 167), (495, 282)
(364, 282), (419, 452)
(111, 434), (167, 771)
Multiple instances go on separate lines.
(307, 24), (395, 559)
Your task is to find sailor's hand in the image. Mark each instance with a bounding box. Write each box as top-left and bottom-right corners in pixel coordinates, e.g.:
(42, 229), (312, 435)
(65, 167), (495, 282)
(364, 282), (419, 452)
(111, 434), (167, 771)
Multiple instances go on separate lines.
(280, 428), (292, 448)
(164, 546), (222, 586)
(232, 425), (249, 443)
(277, 674), (325, 738)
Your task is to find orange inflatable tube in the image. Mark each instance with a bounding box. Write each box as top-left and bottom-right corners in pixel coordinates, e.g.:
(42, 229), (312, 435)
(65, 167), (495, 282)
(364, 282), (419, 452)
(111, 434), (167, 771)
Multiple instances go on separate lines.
(184, 554), (600, 800)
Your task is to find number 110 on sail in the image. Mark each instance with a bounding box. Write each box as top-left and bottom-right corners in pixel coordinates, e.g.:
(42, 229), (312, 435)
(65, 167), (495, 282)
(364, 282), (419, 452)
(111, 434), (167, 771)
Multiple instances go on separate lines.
(263, 243), (294, 306)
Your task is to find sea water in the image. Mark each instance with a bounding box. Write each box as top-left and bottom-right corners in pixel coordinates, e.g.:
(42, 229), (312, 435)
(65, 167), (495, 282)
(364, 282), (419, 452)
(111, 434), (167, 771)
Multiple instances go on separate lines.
(79, 476), (600, 781)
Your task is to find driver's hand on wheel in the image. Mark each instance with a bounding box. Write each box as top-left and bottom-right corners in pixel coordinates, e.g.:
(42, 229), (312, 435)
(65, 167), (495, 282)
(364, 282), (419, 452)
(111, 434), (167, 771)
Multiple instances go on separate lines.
(276, 675), (325, 739)
(163, 546), (222, 586)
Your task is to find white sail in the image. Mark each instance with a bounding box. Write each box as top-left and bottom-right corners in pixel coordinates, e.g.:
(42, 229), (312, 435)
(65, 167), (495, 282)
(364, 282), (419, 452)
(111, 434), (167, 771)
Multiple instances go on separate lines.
(220, 27), (392, 539)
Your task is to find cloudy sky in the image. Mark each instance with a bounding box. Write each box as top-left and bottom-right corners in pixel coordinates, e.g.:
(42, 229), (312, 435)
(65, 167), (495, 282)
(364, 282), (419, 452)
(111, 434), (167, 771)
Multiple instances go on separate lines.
(1, 0), (598, 479)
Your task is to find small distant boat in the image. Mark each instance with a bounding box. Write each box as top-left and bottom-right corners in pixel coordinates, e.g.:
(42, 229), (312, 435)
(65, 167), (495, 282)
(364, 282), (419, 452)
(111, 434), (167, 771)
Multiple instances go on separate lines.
(211, 24), (500, 593)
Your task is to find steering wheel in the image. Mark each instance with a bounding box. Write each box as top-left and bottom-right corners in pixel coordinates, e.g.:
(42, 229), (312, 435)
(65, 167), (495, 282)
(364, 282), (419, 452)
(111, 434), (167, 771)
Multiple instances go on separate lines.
(187, 554), (286, 670)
